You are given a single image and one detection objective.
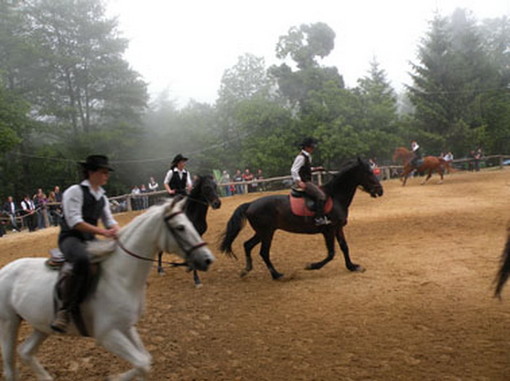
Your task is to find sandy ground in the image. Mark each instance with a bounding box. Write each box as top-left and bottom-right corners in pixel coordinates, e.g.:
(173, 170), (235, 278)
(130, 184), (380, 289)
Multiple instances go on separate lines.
(1, 168), (510, 380)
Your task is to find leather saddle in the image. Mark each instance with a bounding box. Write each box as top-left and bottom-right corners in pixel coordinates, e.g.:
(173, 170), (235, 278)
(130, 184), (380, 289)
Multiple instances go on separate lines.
(289, 189), (333, 217)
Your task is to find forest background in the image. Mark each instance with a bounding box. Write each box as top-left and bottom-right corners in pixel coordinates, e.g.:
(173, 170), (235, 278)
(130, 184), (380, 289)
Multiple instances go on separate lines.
(1, 0), (510, 197)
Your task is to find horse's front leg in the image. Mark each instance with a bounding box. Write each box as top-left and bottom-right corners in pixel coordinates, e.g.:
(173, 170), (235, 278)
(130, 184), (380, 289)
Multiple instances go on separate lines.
(157, 251), (164, 275)
(306, 230), (335, 270)
(240, 234), (261, 277)
(421, 170), (433, 185)
(336, 228), (365, 272)
(192, 270), (202, 288)
(99, 328), (151, 381)
(18, 330), (52, 381)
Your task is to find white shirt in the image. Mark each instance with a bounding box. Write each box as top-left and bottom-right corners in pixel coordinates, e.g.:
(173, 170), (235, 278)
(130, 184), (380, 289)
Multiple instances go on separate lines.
(164, 168), (192, 188)
(411, 142), (420, 152)
(21, 199), (35, 211)
(148, 181), (159, 191)
(291, 150), (311, 182)
(62, 180), (117, 229)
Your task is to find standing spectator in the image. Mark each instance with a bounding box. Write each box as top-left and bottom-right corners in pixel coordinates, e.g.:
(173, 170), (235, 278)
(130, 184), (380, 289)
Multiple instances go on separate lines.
(33, 189), (48, 229)
(3, 196), (20, 232)
(148, 176), (159, 192)
(233, 169), (243, 195)
(47, 191), (62, 226)
(131, 185), (141, 210)
(220, 170), (232, 197)
(140, 184), (149, 209)
(54, 186), (63, 203)
(242, 168), (254, 193)
(21, 194), (37, 232)
(164, 154), (192, 196)
(254, 168), (264, 192)
(473, 147), (483, 171)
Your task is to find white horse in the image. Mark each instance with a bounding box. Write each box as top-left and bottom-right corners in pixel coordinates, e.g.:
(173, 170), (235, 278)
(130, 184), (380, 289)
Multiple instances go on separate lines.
(0, 198), (215, 381)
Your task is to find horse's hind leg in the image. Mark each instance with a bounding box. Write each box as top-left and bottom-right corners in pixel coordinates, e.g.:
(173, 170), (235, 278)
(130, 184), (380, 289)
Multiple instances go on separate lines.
(241, 234), (261, 277)
(306, 230), (336, 270)
(18, 330), (52, 380)
(0, 315), (21, 381)
(258, 232), (283, 280)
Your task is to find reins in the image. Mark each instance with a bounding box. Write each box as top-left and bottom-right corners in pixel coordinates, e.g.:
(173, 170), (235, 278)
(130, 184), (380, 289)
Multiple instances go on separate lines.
(115, 210), (207, 266)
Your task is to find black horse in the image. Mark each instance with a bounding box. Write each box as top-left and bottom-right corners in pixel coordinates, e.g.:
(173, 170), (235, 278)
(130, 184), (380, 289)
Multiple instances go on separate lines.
(219, 158), (383, 280)
(495, 232), (510, 298)
(158, 175), (221, 286)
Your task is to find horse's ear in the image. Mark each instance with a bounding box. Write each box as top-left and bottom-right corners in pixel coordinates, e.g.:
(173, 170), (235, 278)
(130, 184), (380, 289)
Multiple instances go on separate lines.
(357, 157), (363, 165)
(169, 195), (186, 210)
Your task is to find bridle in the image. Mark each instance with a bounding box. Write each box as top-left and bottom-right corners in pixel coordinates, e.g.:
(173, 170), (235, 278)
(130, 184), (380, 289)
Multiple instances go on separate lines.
(116, 210), (207, 265)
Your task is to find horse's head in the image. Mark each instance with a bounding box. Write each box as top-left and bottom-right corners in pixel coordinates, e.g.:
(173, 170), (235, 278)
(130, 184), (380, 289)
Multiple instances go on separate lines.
(161, 197), (215, 271)
(393, 147), (412, 163)
(193, 175), (222, 209)
(355, 157), (384, 198)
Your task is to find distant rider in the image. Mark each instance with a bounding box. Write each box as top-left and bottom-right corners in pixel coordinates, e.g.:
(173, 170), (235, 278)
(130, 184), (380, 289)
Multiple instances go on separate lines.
(410, 140), (421, 168)
(291, 137), (330, 226)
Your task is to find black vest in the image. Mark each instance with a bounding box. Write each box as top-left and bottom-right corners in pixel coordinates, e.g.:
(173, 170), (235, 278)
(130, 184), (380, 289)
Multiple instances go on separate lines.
(298, 153), (312, 182)
(168, 169), (188, 195)
(59, 185), (105, 243)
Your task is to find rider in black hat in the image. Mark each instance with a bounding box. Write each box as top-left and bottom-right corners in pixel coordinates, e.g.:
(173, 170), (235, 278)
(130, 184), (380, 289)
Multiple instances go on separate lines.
(291, 138), (330, 226)
(164, 154), (192, 196)
(50, 155), (119, 333)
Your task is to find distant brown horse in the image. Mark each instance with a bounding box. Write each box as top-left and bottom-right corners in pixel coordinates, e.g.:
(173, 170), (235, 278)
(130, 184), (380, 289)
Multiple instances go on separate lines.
(393, 147), (452, 186)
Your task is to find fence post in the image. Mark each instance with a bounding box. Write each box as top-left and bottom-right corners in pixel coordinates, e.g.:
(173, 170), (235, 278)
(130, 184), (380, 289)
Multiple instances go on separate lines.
(126, 195), (132, 212)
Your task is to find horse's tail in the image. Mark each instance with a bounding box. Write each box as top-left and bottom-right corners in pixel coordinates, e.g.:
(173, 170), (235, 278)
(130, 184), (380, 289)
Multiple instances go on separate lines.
(495, 233), (510, 299)
(219, 202), (251, 259)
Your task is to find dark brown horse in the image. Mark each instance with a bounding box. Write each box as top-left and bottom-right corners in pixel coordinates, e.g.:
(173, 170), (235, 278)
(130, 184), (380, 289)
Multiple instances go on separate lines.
(219, 158), (383, 280)
(495, 231), (510, 299)
(158, 175), (221, 286)
(393, 147), (453, 186)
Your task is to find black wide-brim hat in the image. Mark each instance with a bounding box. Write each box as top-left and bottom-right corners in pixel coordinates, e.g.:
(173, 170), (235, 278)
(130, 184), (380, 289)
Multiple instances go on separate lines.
(79, 155), (114, 171)
(300, 137), (318, 149)
(171, 153), (188, 167)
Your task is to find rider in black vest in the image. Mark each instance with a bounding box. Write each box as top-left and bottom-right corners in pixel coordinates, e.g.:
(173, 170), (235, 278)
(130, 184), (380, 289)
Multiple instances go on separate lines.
(164, 153), (192, 196)
(291, 137), (330, 226)
(50, 155), (119, 333)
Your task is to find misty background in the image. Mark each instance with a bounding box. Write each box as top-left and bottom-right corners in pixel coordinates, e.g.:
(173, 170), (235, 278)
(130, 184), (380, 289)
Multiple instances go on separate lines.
(1, 0), (510, 198)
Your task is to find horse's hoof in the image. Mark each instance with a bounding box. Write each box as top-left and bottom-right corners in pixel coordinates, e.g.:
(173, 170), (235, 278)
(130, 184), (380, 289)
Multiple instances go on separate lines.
(240, 269), (249, 278)
(350, 265), (366, 273)
(157, 269), (165, 276)
(305, 263), (320, 270)
(194, 283), (203, 289)
(272, 273), (284, 280)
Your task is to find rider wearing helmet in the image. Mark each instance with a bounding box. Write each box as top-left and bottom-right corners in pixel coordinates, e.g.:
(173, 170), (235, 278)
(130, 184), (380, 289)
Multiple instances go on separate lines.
(291, 137), (330, 226)
(51, 155), (119, 333)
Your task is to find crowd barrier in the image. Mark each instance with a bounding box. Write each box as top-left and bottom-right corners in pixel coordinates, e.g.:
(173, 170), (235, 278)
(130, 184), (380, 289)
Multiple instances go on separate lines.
(2, 155), (509, 233)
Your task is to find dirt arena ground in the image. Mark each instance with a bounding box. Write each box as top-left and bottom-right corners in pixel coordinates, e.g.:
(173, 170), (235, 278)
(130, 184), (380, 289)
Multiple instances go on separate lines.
(1, 168), (510, 380)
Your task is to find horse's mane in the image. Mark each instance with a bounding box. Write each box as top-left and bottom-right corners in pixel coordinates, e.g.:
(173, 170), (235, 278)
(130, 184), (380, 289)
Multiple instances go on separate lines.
(393, 147), (412, 162)
(86, 201), (170, 258)
(323, 158), (367, 194)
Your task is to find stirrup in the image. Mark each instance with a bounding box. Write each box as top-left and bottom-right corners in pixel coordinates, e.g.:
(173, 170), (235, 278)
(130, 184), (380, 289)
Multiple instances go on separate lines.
(314, 216), (331, 226)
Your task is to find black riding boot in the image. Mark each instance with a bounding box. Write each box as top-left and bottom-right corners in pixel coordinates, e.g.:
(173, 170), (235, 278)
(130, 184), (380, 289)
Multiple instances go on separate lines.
(50, 265), (86, 333)
(314, 200), (331, 226)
